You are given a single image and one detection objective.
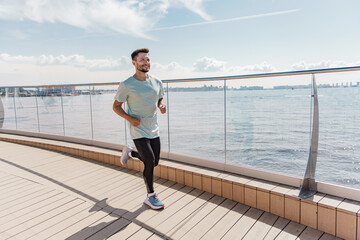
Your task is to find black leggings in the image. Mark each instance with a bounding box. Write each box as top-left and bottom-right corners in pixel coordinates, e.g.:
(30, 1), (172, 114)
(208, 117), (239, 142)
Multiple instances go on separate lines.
(132, 137), (161, 194)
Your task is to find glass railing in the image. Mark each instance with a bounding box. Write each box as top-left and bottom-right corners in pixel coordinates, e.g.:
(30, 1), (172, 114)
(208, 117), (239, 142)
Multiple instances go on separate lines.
(1, 67), (359, 190)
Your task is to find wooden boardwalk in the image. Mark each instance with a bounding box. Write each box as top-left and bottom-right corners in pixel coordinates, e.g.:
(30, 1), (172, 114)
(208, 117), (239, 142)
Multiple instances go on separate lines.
(0, 141), (341, 240)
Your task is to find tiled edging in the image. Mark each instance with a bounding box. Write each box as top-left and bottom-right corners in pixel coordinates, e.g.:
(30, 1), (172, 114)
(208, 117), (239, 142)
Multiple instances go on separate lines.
(1, 133), (359, 239)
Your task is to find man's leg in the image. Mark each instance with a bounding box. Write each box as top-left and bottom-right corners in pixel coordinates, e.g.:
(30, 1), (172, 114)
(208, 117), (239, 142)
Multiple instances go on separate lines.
(132, 137), (164, 209)
(133, 138), (155, 193)
(150, 137), (161, 167)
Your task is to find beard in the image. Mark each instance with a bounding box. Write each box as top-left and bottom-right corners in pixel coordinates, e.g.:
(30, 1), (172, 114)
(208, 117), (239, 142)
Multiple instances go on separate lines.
(137, 65), (150, 73)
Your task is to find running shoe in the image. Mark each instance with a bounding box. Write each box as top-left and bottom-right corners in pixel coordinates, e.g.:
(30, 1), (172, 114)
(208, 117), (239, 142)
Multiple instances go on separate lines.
(120, 144), (132, 165)
(144, 194), (164, 209)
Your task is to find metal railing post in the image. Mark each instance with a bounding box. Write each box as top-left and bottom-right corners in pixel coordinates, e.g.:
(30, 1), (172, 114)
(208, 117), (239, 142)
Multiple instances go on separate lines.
(224, 80), (227, 165)
(13, 88), (18, 130)
(124, 103), (128, 144)
(60, 87), (65, 136)
(89, 86), (94, 140)
(35, 89), (40, 133)
(299, 74), (319, 198)
(166, 83), (170, 153)
(0, 92), (4, 129)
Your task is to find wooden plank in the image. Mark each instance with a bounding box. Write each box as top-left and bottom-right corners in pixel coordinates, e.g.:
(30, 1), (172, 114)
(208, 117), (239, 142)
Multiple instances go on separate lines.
(0, 191), (63, 226)
(9, 198), (85, 239)
(86, 217), (131, 240)
(35, 160), (102, 182)
(0, 174), (17, 183)
(181, 198), (237, 240)
(0, 179), (35, 196)
(263, 217), (291, 240)
(274, 221), (306, 240)
(0, 188), (55, 216)
(46, 205), (109, 239)
(0, 192), (69, 228)
(201, 203), (250, 240)
(87, 171), (145, 201)
(63, 168), (137, 197)
(0, 183), (45, 204)
(63, 214), (120, 240)
(107, 222), (142, 240)
(62, 164), (117, 185)
(148, 233), (166, 240)
(221, 207), (264, 240)
(168, 195), (224, 239)
(26, 201), (93, 240)
(296, 227), (324, 240)
(319, 233), (343, 240)
(242, 212), (279, 240)
(157, 191), (213, 236)
(127, 227), (154, 240)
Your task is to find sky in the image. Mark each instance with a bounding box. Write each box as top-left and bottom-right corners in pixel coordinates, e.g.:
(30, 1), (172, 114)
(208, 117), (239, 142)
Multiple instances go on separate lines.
(0, 0), (360, 87)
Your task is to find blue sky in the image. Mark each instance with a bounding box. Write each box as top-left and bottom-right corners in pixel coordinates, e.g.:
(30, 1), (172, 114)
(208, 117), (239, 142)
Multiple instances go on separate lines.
(0, 0), (359, 87)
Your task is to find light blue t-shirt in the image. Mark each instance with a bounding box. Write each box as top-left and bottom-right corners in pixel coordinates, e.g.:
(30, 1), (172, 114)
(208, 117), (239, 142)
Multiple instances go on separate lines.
(114, 75), (164, 140)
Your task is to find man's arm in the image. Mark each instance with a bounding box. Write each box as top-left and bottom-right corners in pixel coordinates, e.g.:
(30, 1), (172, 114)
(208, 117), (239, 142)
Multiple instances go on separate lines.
(158, 98), (166, 114)
(113, 100), (140, 126)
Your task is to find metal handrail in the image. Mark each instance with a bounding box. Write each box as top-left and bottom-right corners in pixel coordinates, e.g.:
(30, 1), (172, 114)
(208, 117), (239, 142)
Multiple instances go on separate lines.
(1, 66), (360, 88)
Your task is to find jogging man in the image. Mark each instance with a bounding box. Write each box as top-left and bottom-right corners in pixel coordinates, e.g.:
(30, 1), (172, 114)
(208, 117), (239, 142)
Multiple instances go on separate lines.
(113, 48), (166, 209)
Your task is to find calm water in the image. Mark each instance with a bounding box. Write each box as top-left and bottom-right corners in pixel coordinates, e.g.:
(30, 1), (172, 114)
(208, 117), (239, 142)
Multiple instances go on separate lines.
(1, 87), (359, 189)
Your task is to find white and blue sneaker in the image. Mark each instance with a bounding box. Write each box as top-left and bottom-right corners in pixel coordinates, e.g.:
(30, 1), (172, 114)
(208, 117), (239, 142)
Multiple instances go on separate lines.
(144, 193), (164, 209)
(120, 145), (132, 165)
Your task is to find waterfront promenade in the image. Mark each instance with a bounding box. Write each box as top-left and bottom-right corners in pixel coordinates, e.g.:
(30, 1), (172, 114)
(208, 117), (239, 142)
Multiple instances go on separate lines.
(0, 138), (342, 240)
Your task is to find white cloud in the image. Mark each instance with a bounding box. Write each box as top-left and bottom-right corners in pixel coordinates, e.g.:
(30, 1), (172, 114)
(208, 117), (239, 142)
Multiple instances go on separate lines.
(151, 61), (187, 72)
(193, 57), (226, 72)
(0, 53), (132, 71)
(291, 60), (351, 70)
(176, 0), (212, 21)
(193, 57), (276, 74)
(233, 62), (275, 73)
(0, 0), (211, 38)
(0, 53), (36, 63)
(38, 54), (132, 71)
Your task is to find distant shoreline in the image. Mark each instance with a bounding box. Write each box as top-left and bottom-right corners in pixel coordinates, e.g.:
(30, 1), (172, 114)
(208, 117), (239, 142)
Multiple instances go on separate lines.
(1, 83), (359, 97)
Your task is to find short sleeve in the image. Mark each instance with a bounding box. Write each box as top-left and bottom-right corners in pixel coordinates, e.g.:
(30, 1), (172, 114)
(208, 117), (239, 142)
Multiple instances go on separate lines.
(114, 82), (128, 102)
(158, 80), (164, 99)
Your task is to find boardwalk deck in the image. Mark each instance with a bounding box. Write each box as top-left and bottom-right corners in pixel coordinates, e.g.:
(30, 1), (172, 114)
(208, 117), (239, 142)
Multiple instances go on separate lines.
(0, 141), (342, 240)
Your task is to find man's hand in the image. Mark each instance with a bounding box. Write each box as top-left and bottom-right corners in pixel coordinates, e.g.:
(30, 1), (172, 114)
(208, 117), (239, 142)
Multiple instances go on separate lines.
(159, 104), (166, 114)
(130, 117), (141, 126)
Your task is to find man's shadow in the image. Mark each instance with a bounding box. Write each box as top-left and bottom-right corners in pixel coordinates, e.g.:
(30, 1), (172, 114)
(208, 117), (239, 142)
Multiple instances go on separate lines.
(0, 156), (172, 240)
(66, 197), (168, 240)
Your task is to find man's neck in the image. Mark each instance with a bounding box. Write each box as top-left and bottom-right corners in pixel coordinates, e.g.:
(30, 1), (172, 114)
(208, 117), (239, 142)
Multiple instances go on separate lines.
(133, 71), (148, 81)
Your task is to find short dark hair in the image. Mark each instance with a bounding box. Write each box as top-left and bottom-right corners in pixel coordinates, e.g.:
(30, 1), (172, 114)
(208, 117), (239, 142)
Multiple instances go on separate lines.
(131, 48), (149, 60)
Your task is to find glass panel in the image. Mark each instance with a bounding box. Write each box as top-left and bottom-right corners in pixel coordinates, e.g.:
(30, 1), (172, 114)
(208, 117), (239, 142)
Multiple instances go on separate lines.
(14, 88), (39, 132)
(226, 75), (310, 177)
(62, 86), (92, 139)
(36, 87), (64, 135)
(92, 85), (126, 146)
(0, 88), (17, 130)
(168, 80), (225, 162)
(316, 71), (360, 189)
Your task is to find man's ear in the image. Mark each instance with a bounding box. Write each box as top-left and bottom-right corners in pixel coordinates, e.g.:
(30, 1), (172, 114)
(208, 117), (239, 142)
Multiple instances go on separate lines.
(132, 60), (136, 66)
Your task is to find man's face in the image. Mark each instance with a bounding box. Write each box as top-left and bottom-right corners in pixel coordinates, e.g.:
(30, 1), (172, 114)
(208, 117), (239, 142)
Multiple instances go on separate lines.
(133, 52), (150, 73)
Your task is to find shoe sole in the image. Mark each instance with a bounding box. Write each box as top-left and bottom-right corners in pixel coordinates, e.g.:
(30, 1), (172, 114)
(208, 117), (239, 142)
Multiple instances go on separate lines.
(144, 201), (164, 210)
